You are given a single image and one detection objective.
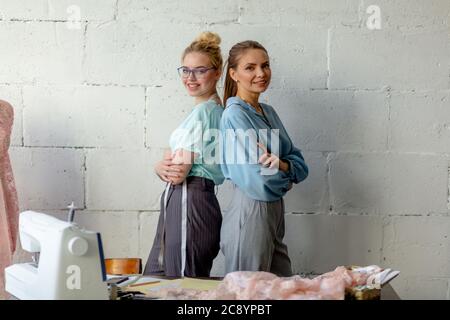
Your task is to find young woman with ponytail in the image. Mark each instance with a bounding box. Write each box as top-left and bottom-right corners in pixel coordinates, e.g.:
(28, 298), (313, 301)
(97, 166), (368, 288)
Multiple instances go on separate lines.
(220, 41), (309, 276)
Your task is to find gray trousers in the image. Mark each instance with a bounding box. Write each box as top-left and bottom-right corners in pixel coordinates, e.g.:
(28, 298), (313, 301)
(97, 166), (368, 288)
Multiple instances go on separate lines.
(220, 184), (292, 277)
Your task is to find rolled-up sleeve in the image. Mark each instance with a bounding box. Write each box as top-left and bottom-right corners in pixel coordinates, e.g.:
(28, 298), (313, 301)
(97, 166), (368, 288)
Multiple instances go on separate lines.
(283, 145), (308, 184)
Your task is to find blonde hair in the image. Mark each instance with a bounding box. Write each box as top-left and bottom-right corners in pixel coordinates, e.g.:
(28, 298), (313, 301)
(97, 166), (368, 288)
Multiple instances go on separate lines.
(182, 31), (223, 71)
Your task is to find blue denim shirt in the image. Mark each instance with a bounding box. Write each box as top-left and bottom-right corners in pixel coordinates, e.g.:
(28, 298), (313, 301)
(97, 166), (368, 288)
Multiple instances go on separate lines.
(220, 96), (308, 201)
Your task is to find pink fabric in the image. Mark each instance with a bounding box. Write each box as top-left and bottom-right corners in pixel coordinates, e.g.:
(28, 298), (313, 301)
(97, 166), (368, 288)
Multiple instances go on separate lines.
(0, 100), (19, 298)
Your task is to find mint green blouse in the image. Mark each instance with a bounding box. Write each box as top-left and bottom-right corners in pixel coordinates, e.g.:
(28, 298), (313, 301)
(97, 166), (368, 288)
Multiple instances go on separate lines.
(169, 99), (225, 185)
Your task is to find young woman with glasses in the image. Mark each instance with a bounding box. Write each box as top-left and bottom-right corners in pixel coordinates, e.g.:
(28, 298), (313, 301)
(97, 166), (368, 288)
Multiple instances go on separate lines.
(143, 32), (224, 277)
(220, 41), (309, 276)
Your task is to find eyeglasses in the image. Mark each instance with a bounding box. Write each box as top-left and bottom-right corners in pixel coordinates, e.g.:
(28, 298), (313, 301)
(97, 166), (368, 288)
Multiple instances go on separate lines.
(177, 66), (216, 79)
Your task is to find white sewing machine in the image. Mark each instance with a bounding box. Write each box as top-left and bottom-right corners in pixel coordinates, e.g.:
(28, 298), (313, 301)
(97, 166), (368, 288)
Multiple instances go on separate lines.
(5, 210), (109, 300)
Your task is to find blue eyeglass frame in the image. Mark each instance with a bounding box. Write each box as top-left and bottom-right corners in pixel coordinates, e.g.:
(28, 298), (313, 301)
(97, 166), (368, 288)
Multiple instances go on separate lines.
(177, 66), (216, 78)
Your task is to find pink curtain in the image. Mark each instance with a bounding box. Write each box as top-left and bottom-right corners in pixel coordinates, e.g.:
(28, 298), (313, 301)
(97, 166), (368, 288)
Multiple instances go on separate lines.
(0, 100), (19, 298)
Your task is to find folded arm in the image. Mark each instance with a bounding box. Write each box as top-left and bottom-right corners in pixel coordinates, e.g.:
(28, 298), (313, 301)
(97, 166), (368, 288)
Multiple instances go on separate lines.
(154, 149), (194, 185)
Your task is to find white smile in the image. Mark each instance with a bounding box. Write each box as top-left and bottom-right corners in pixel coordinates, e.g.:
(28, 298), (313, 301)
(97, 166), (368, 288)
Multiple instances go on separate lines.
(187, 84), (200, 89)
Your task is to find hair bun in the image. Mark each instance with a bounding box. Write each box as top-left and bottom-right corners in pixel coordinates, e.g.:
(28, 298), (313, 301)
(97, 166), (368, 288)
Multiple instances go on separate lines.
(195, 31), (221, 47)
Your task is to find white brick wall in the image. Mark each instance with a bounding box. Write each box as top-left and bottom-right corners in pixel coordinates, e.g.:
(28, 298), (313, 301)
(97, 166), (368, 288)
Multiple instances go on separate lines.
(285, 213), (383, 274)
(23, 85), (145, 148)
(0, 22), (84, 84)
(330, 153), (448, 215)
(266, 89), (390, 151)
(86, 148), (165, 210)
(1, 0), (449, 299)
(10, 147), (85, 209)
(389, 91), (450, 153)
(329, 27), (450, 90)
(0, 0), (116, 21)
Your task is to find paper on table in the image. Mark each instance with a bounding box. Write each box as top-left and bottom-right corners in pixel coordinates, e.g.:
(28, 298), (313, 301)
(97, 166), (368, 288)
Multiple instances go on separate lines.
(125, 277), (221, 295)
(350, 266), (400, 287)
(357, 268), (400, 287)
(179, 278), (221, 291)
(381, 270), (400, 286)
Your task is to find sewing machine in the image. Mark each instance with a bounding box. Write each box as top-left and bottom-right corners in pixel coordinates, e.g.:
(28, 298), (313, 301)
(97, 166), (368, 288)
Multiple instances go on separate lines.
(5, 210), (109, 300)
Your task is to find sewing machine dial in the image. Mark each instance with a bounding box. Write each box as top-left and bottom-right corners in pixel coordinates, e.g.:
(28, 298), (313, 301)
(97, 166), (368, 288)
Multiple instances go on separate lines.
(68, 236), (89, 256)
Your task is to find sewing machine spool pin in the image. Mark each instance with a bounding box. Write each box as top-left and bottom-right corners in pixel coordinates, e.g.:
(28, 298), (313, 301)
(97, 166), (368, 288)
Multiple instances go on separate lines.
(67, 201), (77, 223)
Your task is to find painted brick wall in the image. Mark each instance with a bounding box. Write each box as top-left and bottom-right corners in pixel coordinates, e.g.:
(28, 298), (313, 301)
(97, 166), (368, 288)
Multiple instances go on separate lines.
(1, 0), (449, 299)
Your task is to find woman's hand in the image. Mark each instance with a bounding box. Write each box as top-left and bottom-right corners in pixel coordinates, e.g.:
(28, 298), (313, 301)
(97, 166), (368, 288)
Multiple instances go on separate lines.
(154, 151), (182, 183)
(170, 149), (195, 185)
(257, 143), (289, 172)
(155, 149), (194, 185)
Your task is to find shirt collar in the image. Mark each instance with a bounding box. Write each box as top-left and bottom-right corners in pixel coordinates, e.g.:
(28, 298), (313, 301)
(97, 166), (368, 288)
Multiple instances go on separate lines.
(226, 96), (266, 115)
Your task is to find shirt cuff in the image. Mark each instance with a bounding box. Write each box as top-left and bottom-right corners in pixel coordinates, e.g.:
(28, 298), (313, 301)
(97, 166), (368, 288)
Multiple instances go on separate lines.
(283, 158), (295, 181)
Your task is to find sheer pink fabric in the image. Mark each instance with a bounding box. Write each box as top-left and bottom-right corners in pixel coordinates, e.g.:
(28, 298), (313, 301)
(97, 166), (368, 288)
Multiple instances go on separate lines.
(0, 100), (19, 298)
